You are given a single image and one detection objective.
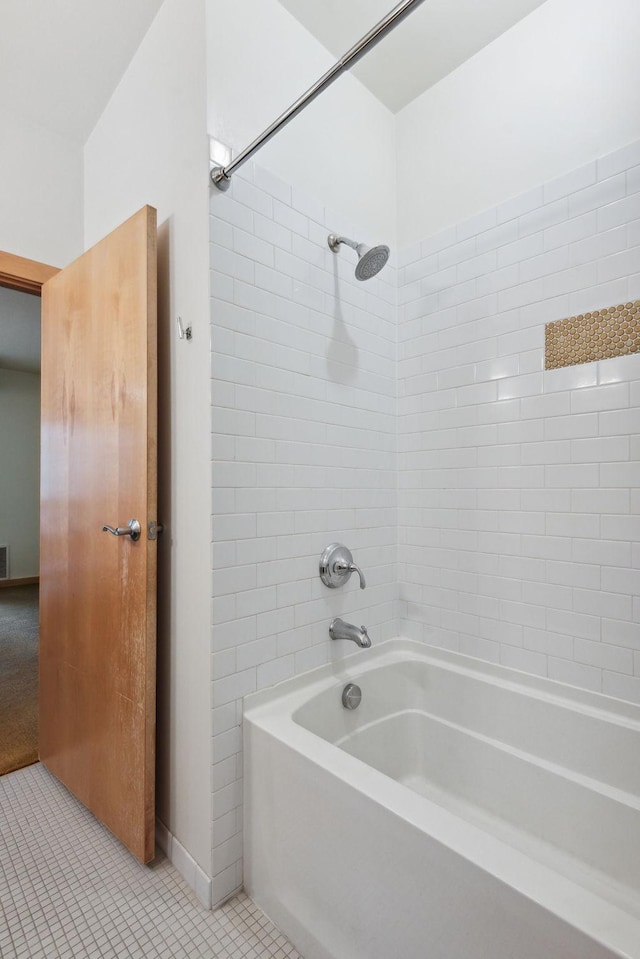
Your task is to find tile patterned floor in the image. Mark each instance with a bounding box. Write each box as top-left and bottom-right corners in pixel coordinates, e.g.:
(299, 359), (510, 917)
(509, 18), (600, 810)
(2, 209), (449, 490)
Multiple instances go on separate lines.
(0, 764), (302, 959)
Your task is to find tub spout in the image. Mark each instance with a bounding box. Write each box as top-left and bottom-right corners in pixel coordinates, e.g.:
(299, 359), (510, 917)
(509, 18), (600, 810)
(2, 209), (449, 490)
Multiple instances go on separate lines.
(329, 618), (371, 648)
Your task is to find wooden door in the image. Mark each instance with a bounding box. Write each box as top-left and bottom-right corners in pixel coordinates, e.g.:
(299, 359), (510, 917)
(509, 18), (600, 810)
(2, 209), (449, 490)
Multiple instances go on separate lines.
(39, 206), (158, 863)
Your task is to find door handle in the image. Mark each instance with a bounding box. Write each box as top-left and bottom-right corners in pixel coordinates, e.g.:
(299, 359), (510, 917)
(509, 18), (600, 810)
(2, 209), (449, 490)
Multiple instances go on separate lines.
(102, 519), (142, 542)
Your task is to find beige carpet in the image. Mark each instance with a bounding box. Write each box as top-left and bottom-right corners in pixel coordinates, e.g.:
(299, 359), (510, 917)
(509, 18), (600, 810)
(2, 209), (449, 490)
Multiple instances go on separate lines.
(0, 584), (39, 775)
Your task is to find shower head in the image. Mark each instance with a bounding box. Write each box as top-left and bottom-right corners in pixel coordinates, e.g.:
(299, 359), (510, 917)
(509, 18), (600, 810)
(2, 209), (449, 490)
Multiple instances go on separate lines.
(328, 233), (390, 281)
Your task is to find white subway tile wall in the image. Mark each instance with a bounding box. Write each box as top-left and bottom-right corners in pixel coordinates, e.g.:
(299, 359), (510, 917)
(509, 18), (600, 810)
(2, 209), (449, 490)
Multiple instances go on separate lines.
(210, 139), (640, 904)
(210, 163), (397, 903)
(398, 139), (640, 708)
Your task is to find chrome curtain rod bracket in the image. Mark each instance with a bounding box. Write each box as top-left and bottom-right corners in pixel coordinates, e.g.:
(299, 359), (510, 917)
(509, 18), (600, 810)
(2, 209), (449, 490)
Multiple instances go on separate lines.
(210, 167), (231, 192)
(210, 0), (427, 190)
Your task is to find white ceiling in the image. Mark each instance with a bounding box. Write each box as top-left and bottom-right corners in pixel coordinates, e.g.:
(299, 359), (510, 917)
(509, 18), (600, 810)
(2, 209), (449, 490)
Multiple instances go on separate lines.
(0, 0), (165, 142)
(0, 1), (548, 144)
(0, 287), (41, 374)
(277, 0), (549, 113)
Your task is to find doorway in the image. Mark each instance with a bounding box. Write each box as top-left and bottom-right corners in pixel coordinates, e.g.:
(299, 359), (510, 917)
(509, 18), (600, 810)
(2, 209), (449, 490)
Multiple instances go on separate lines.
(0, 284), (42, 774)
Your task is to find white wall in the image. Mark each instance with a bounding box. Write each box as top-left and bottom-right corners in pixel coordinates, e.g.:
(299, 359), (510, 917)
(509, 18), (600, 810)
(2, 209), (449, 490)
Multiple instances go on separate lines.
(209, 162), (397, 904)
(397, 0), (640, 245)
(206, 0), (396, 245)
(206, 0), (400, 904)
(398, 139), (640, 704)
(0, 369), (40, 579)
(0, 107), (83, 267)
(84, 0), (213, 889)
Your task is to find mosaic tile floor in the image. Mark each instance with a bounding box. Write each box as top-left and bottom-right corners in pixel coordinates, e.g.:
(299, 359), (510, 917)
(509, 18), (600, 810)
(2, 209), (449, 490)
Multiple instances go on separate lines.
(0, 764), (302, 959)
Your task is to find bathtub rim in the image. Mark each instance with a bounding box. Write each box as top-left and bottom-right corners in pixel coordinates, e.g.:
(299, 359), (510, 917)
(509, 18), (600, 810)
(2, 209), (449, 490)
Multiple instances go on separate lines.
(243, 637), (640, 959)
(245, 637), (640, 731)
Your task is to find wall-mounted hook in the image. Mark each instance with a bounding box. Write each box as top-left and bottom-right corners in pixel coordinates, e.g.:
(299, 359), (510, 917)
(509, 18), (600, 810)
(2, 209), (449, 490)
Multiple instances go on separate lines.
(177, 316), (192, 341)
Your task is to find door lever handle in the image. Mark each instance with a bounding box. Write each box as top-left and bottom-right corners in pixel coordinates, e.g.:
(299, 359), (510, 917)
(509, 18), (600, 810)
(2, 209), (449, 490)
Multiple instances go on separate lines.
(102, 519), (142, 542)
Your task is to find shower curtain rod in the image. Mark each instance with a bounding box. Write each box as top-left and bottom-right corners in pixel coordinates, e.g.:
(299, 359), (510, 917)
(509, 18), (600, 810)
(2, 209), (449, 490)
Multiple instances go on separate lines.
(210, 0), (427, 191)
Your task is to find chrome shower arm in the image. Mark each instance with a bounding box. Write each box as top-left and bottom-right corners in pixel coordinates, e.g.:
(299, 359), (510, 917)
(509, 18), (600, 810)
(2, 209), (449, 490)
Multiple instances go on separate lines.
(328, 234), (358, 252)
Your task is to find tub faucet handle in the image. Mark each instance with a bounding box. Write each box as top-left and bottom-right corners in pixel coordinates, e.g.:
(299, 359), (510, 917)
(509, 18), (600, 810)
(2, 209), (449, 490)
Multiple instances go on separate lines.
(334, 559), (366, 590)
(319, 543), (367, 590)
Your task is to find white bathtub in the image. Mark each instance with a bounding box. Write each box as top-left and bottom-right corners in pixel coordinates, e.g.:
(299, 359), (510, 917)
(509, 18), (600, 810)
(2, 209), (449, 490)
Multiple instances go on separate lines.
(243, 639), (640, 959)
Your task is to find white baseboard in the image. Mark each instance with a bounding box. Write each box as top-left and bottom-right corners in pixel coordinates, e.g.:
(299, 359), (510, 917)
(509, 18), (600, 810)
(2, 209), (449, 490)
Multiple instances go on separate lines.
(155, 819), (212, 910)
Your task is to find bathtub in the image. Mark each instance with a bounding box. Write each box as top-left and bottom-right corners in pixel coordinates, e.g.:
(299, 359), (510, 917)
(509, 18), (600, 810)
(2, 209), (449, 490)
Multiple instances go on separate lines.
(243, 639), (640, 959)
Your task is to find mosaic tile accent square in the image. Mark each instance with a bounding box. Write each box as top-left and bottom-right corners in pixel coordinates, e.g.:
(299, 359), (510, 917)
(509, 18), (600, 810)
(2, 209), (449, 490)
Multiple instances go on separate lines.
(545, 300), (640, 369)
